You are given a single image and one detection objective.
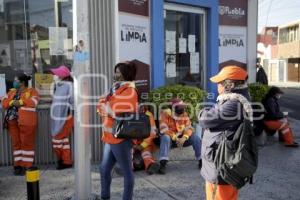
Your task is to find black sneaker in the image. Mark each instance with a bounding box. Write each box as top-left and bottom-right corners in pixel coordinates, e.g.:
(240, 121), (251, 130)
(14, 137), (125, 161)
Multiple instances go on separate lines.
(62, 164), (73, 169)
(198, 159), (202, 169)
(56, 160), (73, 170)
(13, 166), (22, 176)
(56, 160), (63, 170)
(147, 162), (160, 175)
(19, 167), (26, 176)
(285, 142), (299, 148)
(158, 160), (168, 175)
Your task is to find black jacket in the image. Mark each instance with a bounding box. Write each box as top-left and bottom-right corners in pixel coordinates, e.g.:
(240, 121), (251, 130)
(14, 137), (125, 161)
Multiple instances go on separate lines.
(198, 88), (250, 184)
(263, 97), (284, 120)
(256, 67), (268, 85)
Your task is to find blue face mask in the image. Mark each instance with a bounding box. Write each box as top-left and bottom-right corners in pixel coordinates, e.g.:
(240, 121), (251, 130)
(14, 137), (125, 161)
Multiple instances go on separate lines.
(13, 81), (20, 89)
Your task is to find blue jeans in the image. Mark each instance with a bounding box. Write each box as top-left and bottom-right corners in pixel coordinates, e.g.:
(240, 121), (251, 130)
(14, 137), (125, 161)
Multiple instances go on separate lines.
(159, 132), (201, 161)
(100, 140), (134, 200)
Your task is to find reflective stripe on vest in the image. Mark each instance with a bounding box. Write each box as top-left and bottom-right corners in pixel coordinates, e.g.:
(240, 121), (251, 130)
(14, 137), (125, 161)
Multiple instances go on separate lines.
(20, 107), (36, 112)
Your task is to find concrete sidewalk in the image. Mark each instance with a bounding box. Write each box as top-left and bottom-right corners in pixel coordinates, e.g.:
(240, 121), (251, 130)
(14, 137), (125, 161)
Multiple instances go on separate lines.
(269, 81), (300, 89)
(1, 118), (300, 200)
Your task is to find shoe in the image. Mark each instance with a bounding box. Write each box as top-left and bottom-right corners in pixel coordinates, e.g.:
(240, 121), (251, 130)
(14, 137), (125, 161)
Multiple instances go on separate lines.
(62, 164), (73, 169)
(285, 142), (299, 148)
(13, 166), (22, 176)
(198, 159), (202, 169)
(147, 162), (160, 175)
(19, 167), (26, 176)
(278, 135), (285, 142)
(158, 160), (168, 175)
(56, 160), (63, 170)
(56, 160), (73, 170)
(14, 166), (26, 176)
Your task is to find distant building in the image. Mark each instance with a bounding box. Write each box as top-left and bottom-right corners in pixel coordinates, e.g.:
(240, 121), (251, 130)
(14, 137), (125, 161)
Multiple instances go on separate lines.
(277, 21), (300, 82)
(258, 21), (300, 83)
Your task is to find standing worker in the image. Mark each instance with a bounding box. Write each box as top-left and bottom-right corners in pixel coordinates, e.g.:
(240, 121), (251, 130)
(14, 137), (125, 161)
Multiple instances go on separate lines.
(97, 61), (138, 200)
(50, 65), (74, 169)
(2, 74), (39, 175)
(198, 66), (250, 200)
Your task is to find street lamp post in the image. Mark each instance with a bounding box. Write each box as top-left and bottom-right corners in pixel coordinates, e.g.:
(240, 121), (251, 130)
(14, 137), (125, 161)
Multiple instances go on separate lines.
(72, 0), (92, 199)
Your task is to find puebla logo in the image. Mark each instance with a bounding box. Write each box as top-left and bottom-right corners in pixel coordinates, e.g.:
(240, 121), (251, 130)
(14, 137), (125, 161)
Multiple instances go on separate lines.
(219, 6), (246, 17)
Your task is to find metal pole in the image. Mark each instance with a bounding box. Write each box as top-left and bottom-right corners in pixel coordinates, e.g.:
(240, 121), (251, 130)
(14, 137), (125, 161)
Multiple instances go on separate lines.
(73, 0), (92, 199)
(247, 0), (259, 83)
(54, 0), (62, 27)
(26, 167), (40, 200)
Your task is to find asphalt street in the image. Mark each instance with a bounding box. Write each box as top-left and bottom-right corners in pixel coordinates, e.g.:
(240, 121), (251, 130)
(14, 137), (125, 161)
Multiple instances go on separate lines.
(1, 117), (300, 200)
(279, 88), (300, 120)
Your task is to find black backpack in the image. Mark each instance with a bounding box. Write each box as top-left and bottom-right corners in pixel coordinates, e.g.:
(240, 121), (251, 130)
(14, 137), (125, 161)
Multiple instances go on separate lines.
(213, 93), (258, 189)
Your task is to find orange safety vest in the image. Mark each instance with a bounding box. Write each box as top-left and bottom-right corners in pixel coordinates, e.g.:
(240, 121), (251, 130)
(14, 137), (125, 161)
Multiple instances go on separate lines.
(97, 82), (138, 144)
(2, 88), (40, 126)
(159, 109), (193, 141)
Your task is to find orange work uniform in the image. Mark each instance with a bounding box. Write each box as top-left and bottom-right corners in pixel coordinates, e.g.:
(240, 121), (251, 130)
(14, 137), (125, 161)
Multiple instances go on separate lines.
(264, 119), (294, 145)
(2, 88), (39, 168)
(159, 109), (193, 141)
(52, 116), (74, 165)
(205, 182), (238, 200)
(97, 82), (138, 144)
(139, 111), (158, 170)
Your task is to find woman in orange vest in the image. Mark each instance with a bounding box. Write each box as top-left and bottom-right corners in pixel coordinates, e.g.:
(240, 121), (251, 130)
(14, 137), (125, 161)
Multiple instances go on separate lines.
(97, 61), (138, 200)
(2, 74), (39, 175)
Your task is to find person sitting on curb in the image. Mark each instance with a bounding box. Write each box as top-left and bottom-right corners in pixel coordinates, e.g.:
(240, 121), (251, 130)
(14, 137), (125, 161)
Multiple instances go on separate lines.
(158, 98), (201, 174)
(262, 86), (298, 147)
(133, 105), (160, 175)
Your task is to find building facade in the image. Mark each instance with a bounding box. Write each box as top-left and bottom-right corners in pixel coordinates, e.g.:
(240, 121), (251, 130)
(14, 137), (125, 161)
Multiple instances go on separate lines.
(1, 0), (257, 166)
(258, 22), (300, 83)
(278, 21), (300, 82)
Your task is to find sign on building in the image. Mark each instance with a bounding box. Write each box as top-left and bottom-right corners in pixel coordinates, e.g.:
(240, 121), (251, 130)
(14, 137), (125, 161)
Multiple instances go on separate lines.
(49, 27), (68, 56)
(219, 0), (248, 69)
(118, 0), (150, 97)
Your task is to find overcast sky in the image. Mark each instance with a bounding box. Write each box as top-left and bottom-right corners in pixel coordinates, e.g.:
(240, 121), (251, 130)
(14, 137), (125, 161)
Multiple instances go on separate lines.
(258, 0), (300, 32)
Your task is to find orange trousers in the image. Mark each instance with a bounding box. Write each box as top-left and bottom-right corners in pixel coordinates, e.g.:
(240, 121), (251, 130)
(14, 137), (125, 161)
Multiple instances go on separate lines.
(141, 145), (157, 170)
(52, 117), (73, 165)
(264, 119), (294, 145)
(206, 182), (238, 200)
(8, 119), (36, 168)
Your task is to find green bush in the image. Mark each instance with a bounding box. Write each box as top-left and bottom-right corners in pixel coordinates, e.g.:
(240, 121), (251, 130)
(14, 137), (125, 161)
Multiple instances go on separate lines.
(148, 85), (206, 122)
(249, 83), (270, 102)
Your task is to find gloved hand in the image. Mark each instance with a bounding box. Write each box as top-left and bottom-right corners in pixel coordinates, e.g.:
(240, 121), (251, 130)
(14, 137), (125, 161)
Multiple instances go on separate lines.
(176, 137), (187, 149)
(133, 145), (143, 151)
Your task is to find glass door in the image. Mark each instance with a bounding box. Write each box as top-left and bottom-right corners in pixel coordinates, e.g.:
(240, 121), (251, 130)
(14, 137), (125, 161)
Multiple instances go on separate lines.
(164, 3), (206, 89)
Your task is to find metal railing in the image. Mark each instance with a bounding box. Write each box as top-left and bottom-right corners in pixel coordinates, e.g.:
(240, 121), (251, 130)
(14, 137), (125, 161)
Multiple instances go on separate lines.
(0, 105), (102, 166)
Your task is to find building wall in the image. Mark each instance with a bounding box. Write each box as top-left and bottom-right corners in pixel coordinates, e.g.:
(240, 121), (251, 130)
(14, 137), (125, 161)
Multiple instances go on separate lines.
(278, 41), (300, 59)
(271, 44), (278, 59)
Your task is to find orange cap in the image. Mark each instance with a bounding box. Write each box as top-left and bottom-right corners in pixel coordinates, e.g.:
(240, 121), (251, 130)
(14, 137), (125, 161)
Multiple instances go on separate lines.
(210, 66), (248, 83)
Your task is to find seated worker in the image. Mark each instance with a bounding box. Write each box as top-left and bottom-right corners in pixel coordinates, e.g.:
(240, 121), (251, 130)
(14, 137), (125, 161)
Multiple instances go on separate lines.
(158, 98), (201, 174)
(133, 106), (160, 175)
(262, 86), (298, 147)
